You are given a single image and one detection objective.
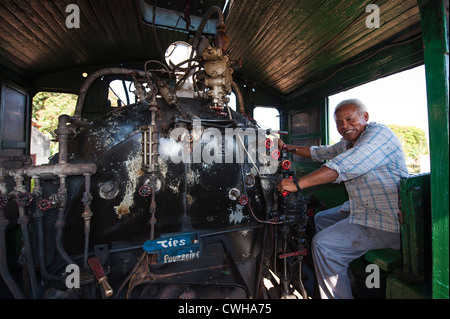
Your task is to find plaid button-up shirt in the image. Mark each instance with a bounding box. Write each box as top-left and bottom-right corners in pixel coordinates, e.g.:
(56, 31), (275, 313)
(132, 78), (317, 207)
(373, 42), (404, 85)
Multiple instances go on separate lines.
(310, 122), (409, 233)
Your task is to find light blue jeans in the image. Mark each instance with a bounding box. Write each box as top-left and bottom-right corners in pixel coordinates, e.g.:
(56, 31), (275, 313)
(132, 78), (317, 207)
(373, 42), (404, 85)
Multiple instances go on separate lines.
(311, 202), (401, 299)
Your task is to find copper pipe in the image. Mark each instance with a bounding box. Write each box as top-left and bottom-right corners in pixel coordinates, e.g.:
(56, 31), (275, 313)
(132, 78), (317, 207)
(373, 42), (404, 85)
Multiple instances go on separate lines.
(74, 68), (148, 119)
(231, 81), (245, 115)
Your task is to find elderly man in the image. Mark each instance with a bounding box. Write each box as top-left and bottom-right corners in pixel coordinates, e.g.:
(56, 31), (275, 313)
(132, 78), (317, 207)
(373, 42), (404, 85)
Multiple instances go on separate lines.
(277, 99), (409, 299)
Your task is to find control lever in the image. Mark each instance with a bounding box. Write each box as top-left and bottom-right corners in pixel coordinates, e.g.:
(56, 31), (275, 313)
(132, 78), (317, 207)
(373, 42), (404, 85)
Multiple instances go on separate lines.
(88, 257), (113, 298)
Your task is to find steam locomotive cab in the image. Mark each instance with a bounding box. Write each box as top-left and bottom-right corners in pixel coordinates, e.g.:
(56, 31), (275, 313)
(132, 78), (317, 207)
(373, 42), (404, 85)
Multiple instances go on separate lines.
(1, 0), (447, 301)
(0, 11), (318, 299)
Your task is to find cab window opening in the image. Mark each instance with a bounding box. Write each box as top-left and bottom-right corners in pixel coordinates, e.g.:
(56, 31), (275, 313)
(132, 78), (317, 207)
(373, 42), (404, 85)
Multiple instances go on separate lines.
(253, 106), (280, 132)
(328, 65), (429, 174)
(109, 79), (136, 107)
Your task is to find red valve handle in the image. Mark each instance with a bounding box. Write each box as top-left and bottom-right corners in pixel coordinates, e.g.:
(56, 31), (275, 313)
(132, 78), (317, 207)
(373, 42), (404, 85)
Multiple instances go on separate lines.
(271, 149), (280, 159)
(281, 160), (291, 170)
(265, 138), (273, 149)
(15, 192), (33, 207)
(0, 194), (8, 208)
(138, 185), (152, 197)
(38, 199), (52, 211)
(279, 248), (309, 259)
(238, 194), (249, 206)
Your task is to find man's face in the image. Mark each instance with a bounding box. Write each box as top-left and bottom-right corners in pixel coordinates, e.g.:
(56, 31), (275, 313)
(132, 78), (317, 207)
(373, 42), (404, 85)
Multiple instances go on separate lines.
(334, 104), (369, 143)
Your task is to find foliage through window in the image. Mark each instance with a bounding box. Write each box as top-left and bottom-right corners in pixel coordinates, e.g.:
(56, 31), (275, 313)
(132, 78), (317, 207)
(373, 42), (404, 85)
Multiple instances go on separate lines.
(32, 92), (77, 156)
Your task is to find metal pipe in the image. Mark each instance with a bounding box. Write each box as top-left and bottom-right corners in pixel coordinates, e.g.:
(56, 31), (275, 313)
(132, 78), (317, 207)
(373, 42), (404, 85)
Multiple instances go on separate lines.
(1, 164), (97, 278)
(74, 68), (148, 119)
(1, 162), (97, 178)
(254, 223), (268, 298)
(31, 177), (63, 282)
(297, 260), (308, 299)
(149, 184), (156, 240)
(280, 225), (289, 295)
(0, 203), (25, 299)
(190, 6), (225, 59)
(273, 236), (278, 276)
(0, 124), (98, 295)
(82, 173), (93, 268)
(56, 115), (71, 164)
(35, 206), (63, 283)
(13, 174), (39, 298)
(254, 175), (278, 297)
(54, 175), (74, 265)
(231, 81), (246, 115)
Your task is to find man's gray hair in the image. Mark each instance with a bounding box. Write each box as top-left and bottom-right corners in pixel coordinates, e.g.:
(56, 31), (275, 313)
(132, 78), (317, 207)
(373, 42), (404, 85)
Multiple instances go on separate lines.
(334, 99), (368, 115)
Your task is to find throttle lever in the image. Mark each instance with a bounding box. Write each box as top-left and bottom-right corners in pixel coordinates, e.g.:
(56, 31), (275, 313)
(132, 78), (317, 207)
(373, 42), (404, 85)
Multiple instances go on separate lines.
(88, 257), (113, 298)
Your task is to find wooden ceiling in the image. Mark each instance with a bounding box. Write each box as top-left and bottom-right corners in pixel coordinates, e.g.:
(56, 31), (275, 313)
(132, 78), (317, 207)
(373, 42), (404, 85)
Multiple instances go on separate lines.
(0, 0), (422, 97)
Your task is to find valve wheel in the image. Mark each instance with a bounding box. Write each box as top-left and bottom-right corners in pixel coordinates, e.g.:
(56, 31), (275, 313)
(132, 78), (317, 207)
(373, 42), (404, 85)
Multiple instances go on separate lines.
(238, 194), (249, 206)
(281, 160), (291, 170)
(0, 194), (8, 208)
(271, 149), (280, 159)
(15, 192), (33, 207)
(139, 185), (152, 197)
(38, 199), (52, 211)
(265, 138), (273, 149)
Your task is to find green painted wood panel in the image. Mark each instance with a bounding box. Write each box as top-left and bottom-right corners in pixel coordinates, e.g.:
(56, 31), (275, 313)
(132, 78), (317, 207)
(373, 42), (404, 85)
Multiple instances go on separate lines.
(418, 0), (449, 300)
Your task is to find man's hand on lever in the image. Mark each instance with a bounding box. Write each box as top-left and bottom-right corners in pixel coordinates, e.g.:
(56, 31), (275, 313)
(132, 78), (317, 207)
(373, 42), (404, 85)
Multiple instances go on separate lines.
(277, 178), (299, 193)
(277, 166), (339, 194)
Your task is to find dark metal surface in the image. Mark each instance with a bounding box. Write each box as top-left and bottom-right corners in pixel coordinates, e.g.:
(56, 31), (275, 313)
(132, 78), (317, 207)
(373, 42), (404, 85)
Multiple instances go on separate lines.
(36, 98), (266, 260)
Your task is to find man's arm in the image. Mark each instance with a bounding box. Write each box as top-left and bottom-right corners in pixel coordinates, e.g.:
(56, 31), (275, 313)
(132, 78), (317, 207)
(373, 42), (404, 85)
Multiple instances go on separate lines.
(277, 166), (339, 193)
